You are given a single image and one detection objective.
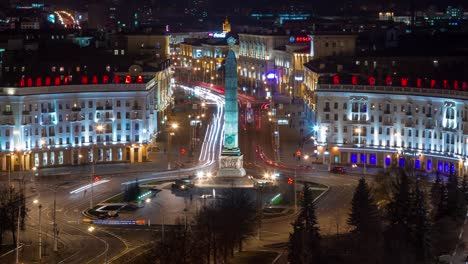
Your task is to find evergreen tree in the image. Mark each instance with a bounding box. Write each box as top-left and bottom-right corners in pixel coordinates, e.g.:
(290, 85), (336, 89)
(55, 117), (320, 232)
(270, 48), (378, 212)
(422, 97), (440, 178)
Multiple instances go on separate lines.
(387, 170), (412, 226)
(348, 178), (383, 263)
(446, 173), (466, 219)
(288, 183), (321, 264)
(348, 178), (381, 234)
(430, 174), (443, 218)
(435, 183), (448, 219)
(409, 181), (432, 262)
(384, 170), (416, 264)
(461, 175), (468, 202)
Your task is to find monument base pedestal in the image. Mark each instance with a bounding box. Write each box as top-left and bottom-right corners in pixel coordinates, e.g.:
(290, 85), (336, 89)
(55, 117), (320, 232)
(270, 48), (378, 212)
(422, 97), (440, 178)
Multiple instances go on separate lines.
(195, 154), (254, 188)
(217, 154), (246, 177)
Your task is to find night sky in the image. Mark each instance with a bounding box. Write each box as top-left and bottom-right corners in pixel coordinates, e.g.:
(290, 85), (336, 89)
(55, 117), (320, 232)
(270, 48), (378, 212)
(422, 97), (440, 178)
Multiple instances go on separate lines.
(50, 0), (466, 14)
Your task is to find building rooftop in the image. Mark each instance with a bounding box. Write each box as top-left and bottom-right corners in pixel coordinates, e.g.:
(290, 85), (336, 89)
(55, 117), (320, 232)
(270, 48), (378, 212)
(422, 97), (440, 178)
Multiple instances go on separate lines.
(0, 83), (148, 96)
(181, 37), (231, 46)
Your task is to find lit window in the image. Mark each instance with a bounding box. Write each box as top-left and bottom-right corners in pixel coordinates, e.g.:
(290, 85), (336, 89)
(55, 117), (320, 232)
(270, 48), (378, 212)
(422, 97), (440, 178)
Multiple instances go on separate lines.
(114, 49), (119, 55)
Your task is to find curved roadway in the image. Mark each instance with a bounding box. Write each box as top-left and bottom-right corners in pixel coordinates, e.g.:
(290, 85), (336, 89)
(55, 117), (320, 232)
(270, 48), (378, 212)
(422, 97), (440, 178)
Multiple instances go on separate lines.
(6, 84), (357, 263)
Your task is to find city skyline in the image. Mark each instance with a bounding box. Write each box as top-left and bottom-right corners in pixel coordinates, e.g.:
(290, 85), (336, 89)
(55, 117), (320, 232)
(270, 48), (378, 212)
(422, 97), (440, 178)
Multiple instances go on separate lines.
(0, 0), (468, 263)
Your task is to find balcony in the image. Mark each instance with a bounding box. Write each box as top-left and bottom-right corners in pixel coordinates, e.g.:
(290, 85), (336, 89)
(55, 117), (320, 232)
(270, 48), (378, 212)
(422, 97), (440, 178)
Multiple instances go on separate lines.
(105, 106), (113, 110)
(22, 110), (30, 115)
(425, 123), (434, 129)
(1, 118), (14, 125)
(348, 119), (369, 125)
(96, 106), (104, 110)
(70, 117), (82, 122)
(3, 111), (13, 115)
(132, 105), (142, 110)
(323, 107), (330, 112)
(442, 126), (457, 132)
(404, 121), (414, 127)
(384, 110), (391, 114)
(382, 121), (393, 126)
(426, 113), (432, 118)
(71, 107), (81, 112)
(405, 112), (412, 116)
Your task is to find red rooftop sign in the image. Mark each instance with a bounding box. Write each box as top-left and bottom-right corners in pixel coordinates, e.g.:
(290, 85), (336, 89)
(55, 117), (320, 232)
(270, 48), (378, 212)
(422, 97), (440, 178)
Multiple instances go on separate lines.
(330, 74), (467, 91)
(18, 75), (145, 88)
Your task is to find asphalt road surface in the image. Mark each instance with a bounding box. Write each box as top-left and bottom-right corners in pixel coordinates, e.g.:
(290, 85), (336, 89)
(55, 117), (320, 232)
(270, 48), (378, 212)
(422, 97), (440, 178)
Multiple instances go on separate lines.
(1, 85), (358, 263)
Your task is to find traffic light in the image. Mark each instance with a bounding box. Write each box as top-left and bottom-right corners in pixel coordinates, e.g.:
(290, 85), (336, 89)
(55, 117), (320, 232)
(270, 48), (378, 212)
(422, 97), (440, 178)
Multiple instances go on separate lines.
(180, 148), (186, 155)
(287, 177), (294, 185)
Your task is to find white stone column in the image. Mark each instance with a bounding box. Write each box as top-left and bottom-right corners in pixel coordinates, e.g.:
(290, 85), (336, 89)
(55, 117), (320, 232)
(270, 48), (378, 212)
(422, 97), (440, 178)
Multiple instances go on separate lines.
(25, 154), (30, 170)
(138, 148), (142, 163)
(2, 155), (6, 171)
(130, 147), (135, 163)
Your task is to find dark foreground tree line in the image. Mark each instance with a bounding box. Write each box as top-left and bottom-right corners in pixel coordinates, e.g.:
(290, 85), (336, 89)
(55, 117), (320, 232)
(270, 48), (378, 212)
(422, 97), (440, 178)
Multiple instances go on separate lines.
(0, 183), (28, 252)
(288, 169), (468, 264)
(140, 188), (258, 264)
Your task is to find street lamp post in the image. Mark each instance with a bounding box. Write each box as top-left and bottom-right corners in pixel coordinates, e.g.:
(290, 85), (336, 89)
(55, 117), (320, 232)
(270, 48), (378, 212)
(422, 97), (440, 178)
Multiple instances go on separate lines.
(90, 124), (104, 209)
(33, 199), (42, 261)
(31, 166), (37, 183)
(87, 226), (108, 263)
(15, 203), (21, 264)
(294, 159), (298, 213)
(167, 123), (178, 170)
(53, 188), (58, 252)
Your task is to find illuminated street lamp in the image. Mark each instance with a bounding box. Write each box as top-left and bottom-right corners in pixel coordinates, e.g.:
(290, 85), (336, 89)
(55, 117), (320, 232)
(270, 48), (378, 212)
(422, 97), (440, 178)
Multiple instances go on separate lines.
(168, 123), (178, 170)
(31, 166), (37, 182)
(90, 124), (104, 210)
(33, 199), (43, 260)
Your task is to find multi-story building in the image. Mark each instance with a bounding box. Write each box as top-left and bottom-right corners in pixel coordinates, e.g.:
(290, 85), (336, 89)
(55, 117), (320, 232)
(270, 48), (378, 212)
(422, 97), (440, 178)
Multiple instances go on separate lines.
(177, 37), (230, 85)
(237, 32), (356, 97)
(0, 69), (172, 172)
(110, 33), (170, 59)
(308, 80), (468, 176)
(237, 33), (290, 97)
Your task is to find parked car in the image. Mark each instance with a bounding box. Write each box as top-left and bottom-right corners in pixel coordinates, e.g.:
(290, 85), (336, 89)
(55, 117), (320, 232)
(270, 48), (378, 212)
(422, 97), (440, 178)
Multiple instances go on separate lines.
(330, 166), (346, 174)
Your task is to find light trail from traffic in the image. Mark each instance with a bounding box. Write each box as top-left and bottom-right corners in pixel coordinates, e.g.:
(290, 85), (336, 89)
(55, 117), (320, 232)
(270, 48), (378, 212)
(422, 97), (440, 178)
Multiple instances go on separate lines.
(120, 83), (225, 186)
(69, 179), (110, 194)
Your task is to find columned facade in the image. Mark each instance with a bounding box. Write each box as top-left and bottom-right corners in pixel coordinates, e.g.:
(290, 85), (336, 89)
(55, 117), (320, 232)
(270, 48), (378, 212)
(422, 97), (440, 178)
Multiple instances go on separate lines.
(312, 84), (468, 175)
(0, 72), (172, 171)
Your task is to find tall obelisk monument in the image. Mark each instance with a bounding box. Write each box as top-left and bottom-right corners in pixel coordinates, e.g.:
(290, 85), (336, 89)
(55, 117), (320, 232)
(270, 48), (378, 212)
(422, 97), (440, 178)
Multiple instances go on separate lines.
(217, 38), (246, 178)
